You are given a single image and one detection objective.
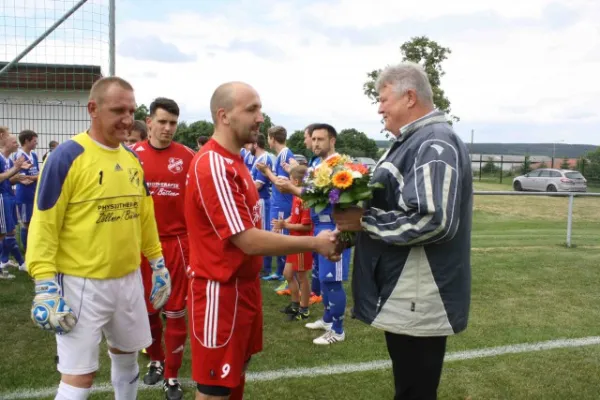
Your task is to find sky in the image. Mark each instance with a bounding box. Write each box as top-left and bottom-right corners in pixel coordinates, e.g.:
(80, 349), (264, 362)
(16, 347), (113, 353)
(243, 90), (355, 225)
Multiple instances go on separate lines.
(1, 0), (599, 145)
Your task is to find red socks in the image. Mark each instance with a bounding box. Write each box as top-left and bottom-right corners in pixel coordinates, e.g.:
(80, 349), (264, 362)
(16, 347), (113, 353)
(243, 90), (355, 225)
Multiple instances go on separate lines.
(146, 312), (165, 362)
(229, 374), (246, 400)
(163, 311), (187, 379)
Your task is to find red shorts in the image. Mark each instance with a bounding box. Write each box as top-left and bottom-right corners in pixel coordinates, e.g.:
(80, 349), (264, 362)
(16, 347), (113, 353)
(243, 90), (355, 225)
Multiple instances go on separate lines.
(286, 252), (313, 272)
(141, 234), (189, 314)
(189, 277), (263, 388)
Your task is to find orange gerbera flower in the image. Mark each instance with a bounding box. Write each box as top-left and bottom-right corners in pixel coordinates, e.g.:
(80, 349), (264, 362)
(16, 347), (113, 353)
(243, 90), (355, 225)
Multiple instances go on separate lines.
(326, 155), (342, 168)
(332, 170), (353, 189)
(345, 162), (369, 175)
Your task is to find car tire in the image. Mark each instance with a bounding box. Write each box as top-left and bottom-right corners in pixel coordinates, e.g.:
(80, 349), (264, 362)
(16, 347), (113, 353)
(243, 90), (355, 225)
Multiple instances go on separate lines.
(546, 185), (557, 192)
(513, 181), (522, 191)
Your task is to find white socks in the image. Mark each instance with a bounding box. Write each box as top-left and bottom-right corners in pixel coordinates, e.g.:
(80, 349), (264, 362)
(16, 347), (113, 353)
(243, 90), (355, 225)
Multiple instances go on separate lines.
(55, 381), (91, 400)
(109, 351), (140, 400)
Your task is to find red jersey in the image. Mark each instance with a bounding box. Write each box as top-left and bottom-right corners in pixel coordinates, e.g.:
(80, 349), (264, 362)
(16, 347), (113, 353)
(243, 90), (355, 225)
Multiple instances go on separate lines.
(133, 140), (195, 238)
(288, 196), (312, 236)
(185, 139), (263, 283)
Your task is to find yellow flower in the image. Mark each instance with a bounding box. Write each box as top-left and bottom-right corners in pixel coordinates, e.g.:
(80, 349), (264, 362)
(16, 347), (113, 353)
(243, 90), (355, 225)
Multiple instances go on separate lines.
(332, 170), (353, 189)
(314, 165), (332, 188)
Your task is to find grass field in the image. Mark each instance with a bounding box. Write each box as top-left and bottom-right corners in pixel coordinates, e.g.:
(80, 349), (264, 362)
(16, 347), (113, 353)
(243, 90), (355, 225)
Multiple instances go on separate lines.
(1, 181), (600, 399)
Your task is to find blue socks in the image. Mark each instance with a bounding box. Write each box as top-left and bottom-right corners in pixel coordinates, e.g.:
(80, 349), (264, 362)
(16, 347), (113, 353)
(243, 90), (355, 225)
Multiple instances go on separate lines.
(322, 281), (346, 334)
(20, 226), (28, 253)
(311, 253), (320, 295)
(275, 255), (286, 276)
(2, 236), (24, 265)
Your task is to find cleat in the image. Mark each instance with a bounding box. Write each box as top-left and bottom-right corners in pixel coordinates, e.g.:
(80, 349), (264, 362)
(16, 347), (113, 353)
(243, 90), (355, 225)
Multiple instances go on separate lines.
(305, 318), (332, 331)
(1, 261), (18, 269)
(309, 295), (322, 305)
(276, 288), (291, 296)
(274, 281), (287, 292)
(286, 310), (310, 322)
(0, 269), (15, 279)
(279, 303), (298, 315)
(163, 378), (183, 400)
(143, 361), (164, 385)
(18, 263), (27, 272)
(261, 273), (280, 281)
(313, 330), (345, 345)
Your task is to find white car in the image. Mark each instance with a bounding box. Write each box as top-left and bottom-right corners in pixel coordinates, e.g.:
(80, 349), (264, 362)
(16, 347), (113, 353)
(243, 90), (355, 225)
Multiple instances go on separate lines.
(512, 168), (587, 192)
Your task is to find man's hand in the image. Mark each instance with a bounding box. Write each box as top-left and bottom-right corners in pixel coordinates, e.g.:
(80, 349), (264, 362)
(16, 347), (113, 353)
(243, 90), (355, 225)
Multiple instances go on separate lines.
(14, 156), (32, 170)
(274, 177), (295, 194)
(255, 162), (269, 174)
(31, 278), (78, 334)
(149, 257), (171, 309)
(17, 175), (34, 185)
(332, 206), (365, 232)
(272, 218), (286, 231)
(314, 230), (341, 262)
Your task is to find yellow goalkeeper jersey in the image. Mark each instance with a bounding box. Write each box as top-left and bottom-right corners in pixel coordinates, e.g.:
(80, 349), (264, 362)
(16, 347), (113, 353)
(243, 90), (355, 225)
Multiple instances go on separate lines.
(27, 132), (163, 280)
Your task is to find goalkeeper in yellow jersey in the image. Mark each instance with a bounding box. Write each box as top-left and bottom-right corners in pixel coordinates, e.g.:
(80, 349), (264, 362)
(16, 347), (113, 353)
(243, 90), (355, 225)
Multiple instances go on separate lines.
(26, 76), (171, 400)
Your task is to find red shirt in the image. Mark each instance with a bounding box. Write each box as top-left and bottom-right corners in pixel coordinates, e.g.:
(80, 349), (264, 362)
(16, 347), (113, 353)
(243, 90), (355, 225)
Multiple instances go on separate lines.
(185, 139), (263, 283)
(288, 196), (312, 237)
(133, 140), (195, 239)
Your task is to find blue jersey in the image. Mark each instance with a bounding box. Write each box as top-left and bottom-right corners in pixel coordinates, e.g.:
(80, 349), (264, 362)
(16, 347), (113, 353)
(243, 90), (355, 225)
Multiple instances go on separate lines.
(244, 151), (256, 171)
(14, 150), (39, 203)
(271, 147), (295, 206)
(0, 155), (15, 197)
(251, 152), (273, 200)
(309, 156), (321, 168)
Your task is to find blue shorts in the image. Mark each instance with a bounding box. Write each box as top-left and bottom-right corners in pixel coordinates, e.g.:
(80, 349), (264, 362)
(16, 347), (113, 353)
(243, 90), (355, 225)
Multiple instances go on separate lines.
(17, 201), (33, 224)
(315, 224), (350, 282)
(0, 194), (17, 234)
(270, 201), (291, 235)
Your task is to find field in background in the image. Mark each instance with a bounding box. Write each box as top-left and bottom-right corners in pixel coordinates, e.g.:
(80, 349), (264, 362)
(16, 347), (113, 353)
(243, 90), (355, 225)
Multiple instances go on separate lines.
(1, 181), (599, 399)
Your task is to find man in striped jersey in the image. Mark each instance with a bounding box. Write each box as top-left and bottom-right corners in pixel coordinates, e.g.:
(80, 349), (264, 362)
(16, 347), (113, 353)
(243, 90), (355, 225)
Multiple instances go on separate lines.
(185, 81), (340, 400)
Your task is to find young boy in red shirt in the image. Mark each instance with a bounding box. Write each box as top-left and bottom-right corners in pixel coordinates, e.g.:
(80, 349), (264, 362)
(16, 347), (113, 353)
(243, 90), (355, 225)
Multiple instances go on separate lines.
(272, 164), (313, 321)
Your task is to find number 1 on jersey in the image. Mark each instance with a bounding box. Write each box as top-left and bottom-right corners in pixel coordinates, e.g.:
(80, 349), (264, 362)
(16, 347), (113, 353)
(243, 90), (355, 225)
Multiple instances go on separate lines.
(99, 170), (103, 185)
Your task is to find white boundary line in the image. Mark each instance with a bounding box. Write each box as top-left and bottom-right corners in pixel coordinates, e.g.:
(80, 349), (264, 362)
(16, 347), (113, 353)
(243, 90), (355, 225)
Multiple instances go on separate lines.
(3, 336), (600, 399)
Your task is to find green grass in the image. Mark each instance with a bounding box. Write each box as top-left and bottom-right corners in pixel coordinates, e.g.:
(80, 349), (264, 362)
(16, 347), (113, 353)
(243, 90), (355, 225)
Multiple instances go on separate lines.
(2, 181), (600, 399)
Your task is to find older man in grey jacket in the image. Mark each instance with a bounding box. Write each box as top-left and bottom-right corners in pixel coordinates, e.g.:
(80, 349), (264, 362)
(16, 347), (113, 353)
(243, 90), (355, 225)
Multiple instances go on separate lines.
(333, 62), (473, 400)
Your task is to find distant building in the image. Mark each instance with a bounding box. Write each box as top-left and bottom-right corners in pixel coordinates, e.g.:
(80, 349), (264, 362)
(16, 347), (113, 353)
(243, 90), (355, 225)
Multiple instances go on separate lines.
(0, 62), (102, 157)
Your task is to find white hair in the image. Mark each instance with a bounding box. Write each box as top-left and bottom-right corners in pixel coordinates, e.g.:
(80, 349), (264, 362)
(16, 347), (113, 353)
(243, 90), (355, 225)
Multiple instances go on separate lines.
(375, 61), (434, 107)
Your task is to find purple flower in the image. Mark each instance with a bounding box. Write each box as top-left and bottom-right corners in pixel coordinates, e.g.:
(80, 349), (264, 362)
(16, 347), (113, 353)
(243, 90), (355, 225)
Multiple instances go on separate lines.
(329, 188), (341, 204)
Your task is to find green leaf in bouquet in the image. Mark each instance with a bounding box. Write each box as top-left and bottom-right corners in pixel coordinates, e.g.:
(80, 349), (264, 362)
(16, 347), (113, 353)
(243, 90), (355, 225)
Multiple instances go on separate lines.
(354, 189), (374, 200)
(369, 182), (385, 189)
(314, 202), (328, 214)
(338, 191), (355, 204)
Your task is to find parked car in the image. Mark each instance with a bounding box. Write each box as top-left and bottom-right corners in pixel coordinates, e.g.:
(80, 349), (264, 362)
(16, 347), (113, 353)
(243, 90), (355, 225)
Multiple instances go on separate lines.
(294, 154), (308, 165)
(512, 169), (587, 192)
(352, 157), (377, 171)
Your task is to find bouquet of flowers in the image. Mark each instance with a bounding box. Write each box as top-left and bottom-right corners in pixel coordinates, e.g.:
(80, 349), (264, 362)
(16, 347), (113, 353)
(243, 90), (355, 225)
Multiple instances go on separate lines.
(300, 154), (383, 249)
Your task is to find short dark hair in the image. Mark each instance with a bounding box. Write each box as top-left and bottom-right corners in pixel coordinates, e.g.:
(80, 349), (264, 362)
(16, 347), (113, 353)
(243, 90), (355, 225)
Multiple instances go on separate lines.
(310, 123), (337, 139)
(304, 123), (319, 136)
(49, 140), (59, 149)
(18, 129), (38, 146)
(256, 133), (266, 149)
(197, 136), (209, 146)
(131, 120), (148, 140)
(267, 126), (287, 144)
(149, 97), (180, 117)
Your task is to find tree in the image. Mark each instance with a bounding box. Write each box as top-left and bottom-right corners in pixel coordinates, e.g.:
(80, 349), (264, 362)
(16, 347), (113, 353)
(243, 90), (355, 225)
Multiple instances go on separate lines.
(576, 157), (588, 175)
(363, 36), (458, 123)
(174, 120), (214, 149)
(538, 161), (548, 169)
(260, 113), (274, 137)
(134, 104), (149, 121)
(336, 129), (380, 159)
(520, 154), (532, 175)
(482, 157), (497, 174)
(560, 157), (571, 170)
(288, 130), (311, 158)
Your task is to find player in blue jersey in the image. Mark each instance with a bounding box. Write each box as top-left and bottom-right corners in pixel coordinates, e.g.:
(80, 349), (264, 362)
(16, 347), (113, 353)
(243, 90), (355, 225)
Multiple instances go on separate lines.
(242, 143), (257, 170)
(0, 128), (31, 277)
(13, 129), (40, 253)
(304, 124), (351, 344)
(262, 125), (296, 281)
(250, 134), (274, 276)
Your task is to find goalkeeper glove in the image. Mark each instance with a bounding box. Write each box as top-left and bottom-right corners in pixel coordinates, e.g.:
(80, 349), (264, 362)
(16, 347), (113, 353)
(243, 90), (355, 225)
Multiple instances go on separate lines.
(31, 278), (78, 334)
(149, 257), (171, 310)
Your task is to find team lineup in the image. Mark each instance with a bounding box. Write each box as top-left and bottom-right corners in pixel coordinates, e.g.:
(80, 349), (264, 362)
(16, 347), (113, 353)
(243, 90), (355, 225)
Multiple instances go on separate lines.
(6, 61), (473, 400)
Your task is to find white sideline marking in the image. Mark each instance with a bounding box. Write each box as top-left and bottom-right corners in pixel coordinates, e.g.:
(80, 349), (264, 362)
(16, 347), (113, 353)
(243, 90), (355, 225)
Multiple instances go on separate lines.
(3, 336), (600, 399)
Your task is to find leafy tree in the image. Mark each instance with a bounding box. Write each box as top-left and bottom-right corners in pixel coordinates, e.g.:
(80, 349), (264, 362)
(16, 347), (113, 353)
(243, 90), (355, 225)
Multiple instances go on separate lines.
(537, 161), (548, 169)
(288, 130), (311, 158)
(174, 120), (214, 149)
(260, 113), (274, 137)
(336, 129), (380, 159)
(520, 154), (532, 175)
(482, 157), (497, 174)
(560, 157), (571, 170)
(134, 104), (149, 121)
(576, 157), (588, 175)
(363, 36), (458, 123)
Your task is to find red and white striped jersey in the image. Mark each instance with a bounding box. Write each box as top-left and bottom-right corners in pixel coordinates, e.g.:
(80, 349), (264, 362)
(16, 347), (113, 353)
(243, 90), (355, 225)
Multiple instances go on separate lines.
(185, 138), (263, 283)
(132, 140), (195, 239)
